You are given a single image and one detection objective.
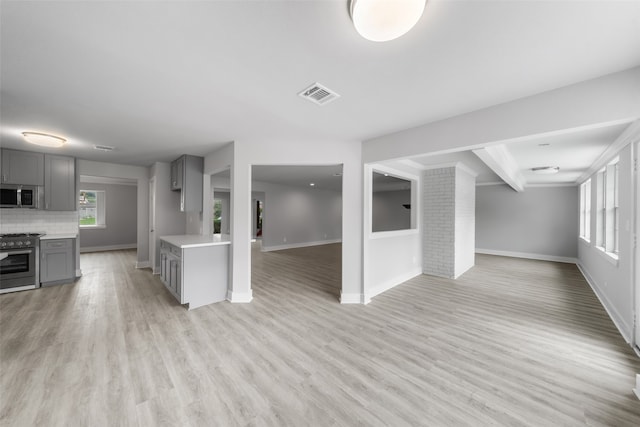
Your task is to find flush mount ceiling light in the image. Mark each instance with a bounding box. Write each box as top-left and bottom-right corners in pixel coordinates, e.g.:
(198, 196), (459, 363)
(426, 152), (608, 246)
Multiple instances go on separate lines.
(350, 0), (426, 42)
(22, 131), (66, 148)
(531, 166), (560, 174)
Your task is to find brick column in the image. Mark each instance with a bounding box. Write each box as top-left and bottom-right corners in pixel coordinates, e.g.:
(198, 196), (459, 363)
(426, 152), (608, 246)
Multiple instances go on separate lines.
(423, 165), (475, 279)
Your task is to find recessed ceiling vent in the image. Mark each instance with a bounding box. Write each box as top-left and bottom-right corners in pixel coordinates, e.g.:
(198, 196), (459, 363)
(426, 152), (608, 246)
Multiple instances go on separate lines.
(94, 145), (114, 151)
(298, 82), (340, 106)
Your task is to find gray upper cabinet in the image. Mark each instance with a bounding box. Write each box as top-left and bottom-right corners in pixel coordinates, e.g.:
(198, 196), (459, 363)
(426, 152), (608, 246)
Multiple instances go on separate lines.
(44, 154), (76, 211)
(170, 155), (203, 212)
(1, 149), (45, 185)
(170, 157), (183, 191)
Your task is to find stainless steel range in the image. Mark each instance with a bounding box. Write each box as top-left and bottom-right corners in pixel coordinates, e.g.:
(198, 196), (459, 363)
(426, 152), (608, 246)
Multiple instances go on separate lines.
(0, 233), (42, 293)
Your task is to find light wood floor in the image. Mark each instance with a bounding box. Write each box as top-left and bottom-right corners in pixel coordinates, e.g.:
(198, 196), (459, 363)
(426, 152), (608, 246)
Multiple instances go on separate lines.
(2, 244), (640, 426)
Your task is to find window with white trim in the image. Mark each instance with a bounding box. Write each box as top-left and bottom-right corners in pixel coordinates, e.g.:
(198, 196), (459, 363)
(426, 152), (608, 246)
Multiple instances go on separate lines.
(79, 190), (106, 228)
(595, 159), (619, 255)
(579, 179), (591, 241)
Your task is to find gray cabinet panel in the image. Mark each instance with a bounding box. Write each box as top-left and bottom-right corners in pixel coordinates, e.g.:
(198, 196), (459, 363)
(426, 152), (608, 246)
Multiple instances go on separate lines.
(170, 155), (203, 212)
(44, 155), (76, 211)
(1, 149), (44, 185)
(40, 238), (75, 284)
(159, 237), (228, 309)
(170, 158), (183, 190)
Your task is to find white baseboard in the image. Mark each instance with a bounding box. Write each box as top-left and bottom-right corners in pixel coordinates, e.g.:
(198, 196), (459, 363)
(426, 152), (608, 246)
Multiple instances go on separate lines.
(475, 248), (577, 264)
(226, 289), (253, 303)
(135, 260), (151, 269)
(576, 262), (631, 344)
(80, 243), (137, 253)
(261, 239), (342, 252)
(365, 268), (422, 302)
(340, 292), (366, 304)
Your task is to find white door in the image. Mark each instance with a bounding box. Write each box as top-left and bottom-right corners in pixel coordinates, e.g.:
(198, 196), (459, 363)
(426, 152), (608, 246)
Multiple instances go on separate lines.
(149, 177), (157, 274)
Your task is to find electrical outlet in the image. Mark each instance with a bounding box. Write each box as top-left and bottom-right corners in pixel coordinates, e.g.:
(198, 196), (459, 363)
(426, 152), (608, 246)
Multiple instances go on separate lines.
(283, 237), (287, 243)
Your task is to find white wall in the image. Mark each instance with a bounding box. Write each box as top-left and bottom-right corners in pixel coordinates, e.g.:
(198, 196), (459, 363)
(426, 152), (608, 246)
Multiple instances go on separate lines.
(77, 160), (149, 267)
(372, 189), (411, 232)
(578, 143), (635, 342)
(363, 163), (421, 303)
(78, 182), (137, 251)
(476, 185), (579, 261)
(454, 167), (476, 277)
(256, 182), (342, 251)
(204, 139), (362, 304)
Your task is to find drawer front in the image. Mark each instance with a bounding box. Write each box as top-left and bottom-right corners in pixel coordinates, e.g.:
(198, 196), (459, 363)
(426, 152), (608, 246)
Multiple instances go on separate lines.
(41, 239), (72, 250)
(170, 245), (181, 257)
(160, 240), (181, 258)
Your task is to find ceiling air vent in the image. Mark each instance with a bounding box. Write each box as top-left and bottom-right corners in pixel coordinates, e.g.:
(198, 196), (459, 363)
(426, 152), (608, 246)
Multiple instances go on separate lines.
(94, 145), (114, 151)
(298, 82), (340, 106)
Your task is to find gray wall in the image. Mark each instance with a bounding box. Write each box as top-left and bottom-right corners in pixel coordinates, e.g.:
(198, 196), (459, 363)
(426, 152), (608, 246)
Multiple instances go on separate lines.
(258, 182), (342, 251)
(79, 182), (137, 250)
(150, 162), (186, 270)
(372, 189), (411, 232)
(476, 184), (579, 258)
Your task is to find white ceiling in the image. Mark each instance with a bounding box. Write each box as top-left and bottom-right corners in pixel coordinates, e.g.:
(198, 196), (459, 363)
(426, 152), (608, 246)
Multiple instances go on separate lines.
(506, 123), (631, 185)
(394, 121), (631, 187)
(2, 0), (639, 182)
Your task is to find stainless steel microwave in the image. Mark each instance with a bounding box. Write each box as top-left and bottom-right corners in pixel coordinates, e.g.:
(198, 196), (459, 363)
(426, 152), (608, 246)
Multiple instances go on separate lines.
(0, 184), (40, 208)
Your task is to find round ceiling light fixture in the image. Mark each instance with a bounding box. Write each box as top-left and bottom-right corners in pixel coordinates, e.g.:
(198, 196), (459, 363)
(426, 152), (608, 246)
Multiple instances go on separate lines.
(531, 166), (560, 174)
(350, 0), (426, 42)
(22, 131), (67, 148)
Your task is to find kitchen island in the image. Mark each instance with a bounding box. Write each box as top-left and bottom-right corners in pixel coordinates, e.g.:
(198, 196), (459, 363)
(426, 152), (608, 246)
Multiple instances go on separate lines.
(159, 234), (230, 309)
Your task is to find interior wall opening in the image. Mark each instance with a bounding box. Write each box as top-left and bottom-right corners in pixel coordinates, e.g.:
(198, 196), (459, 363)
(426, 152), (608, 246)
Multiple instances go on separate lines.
(250, 164), (343, 301)
(78, 175), (138, 254)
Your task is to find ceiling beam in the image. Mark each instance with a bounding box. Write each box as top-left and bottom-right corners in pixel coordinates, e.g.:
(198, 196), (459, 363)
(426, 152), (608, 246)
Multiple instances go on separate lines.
(473, 145), (525, 192)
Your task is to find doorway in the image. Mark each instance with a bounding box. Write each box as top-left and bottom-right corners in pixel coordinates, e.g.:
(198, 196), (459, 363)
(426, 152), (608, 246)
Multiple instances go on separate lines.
(78, 175), (138, 253)
(250, 164), (343, 301)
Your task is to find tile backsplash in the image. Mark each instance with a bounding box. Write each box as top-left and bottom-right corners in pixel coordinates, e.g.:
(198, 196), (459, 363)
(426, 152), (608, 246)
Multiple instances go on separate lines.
(0, 209), (79, 235)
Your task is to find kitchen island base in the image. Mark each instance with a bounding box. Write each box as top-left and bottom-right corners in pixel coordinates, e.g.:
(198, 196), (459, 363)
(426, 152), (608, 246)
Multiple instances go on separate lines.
(159, 236), (229, 310)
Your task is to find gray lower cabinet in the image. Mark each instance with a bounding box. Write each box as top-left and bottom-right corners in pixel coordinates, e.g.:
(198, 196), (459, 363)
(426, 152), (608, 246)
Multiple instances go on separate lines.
(44, 154), (76, 211)
(159, 238), (228, 309)
(40, 238), (76, 285)
(1, 149), (45, 185)
(160, 241), (182, 301)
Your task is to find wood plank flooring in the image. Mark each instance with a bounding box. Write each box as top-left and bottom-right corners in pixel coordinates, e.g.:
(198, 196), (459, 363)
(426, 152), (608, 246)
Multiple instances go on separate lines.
(1, 244), (640, 426)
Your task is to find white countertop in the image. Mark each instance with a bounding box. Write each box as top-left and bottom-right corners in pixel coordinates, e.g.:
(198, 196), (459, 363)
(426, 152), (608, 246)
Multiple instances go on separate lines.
(160, 234), (231, 249)
(40, 233), (78, 240)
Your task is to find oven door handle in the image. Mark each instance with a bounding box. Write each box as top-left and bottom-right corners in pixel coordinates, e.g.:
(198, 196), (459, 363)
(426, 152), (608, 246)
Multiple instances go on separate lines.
(3, 250), (33, 256)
